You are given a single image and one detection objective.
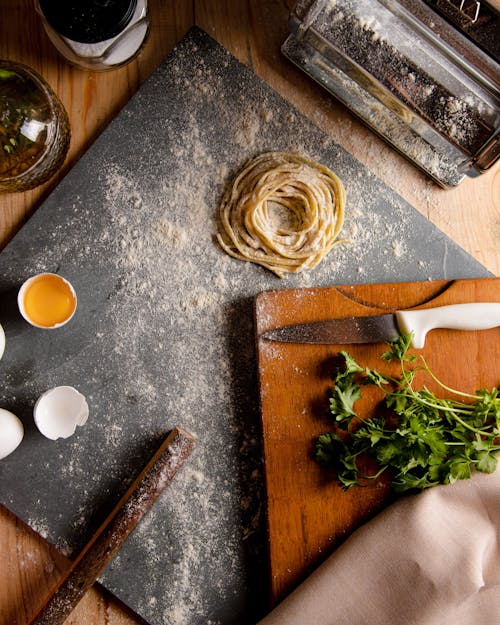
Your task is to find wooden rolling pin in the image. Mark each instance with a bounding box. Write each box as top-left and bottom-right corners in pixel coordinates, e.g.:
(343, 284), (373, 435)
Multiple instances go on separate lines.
(27, 426), (196, 625)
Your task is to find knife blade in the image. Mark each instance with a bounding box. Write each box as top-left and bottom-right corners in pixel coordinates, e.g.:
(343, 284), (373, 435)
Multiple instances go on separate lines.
(261, 302), (500, 348)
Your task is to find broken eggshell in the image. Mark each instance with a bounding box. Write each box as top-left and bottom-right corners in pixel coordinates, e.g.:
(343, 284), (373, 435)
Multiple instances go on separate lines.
(0, 408), (24, 459)
(34, 386), (89, 440)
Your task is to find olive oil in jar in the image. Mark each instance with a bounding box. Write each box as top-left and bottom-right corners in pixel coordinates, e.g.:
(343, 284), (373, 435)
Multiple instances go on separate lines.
(0, 68), (49, 178)
(0, 61), (70, 192)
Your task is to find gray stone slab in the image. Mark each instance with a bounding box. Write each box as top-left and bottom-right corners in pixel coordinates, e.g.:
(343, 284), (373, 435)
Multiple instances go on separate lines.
(0, 27), (490, 625)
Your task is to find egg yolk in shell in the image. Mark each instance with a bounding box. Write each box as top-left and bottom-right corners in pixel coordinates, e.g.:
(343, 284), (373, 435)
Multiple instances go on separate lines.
(22, 274), (76, 328)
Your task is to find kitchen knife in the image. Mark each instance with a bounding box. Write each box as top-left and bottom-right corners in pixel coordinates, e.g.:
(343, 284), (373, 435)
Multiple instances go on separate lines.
(261, 303), (500, 348)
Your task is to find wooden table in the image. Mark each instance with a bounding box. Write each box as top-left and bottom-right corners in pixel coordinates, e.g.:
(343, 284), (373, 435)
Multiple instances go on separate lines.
(0, 2), (498, 624)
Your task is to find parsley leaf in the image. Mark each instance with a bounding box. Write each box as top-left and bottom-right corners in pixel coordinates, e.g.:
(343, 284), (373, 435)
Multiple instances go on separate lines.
(329, 381), (361, 425)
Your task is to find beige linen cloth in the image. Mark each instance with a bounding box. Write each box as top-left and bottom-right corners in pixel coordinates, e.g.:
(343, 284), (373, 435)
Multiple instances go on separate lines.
(258, 470), (500, 625)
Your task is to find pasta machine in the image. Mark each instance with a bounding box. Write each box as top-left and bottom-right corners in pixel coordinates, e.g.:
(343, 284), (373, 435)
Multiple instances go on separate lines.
(282, 0), (500, 187)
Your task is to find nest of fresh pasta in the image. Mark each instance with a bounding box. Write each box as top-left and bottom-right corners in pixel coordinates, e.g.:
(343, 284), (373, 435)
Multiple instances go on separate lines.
(216, 152), (346, 278)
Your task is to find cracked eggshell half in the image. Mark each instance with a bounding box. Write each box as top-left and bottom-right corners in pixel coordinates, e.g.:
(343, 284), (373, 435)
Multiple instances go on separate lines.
(34, 386), (89, 440)
(0, 408), (24, 460)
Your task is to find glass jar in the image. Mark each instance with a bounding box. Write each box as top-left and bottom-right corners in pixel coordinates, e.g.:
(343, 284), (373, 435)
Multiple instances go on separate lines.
(35, 0), (150, 71)
(0, 60), (70, 193)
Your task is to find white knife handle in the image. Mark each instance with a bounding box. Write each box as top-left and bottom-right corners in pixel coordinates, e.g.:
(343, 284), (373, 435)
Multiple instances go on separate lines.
(395, 303), (500, 349)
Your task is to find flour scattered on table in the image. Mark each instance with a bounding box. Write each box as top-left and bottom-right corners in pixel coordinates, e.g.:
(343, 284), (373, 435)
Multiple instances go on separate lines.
(0, 29), (478, 625)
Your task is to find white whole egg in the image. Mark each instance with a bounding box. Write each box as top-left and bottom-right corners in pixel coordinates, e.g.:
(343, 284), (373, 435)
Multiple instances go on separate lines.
(34, 386), (89, 440)
(0, 323), (5, 360)
(0, 408), (24, 460)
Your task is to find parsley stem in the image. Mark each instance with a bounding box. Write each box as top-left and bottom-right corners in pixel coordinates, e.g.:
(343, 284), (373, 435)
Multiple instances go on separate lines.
(397, 356), (492, 435)
(418, 356), (477, 400)
(359, 465), (387, 481)
(402, 389), (491, 434)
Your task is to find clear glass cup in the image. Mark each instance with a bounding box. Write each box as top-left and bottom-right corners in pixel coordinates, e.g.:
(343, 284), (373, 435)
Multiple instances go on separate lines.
(0, 60), (70, 193)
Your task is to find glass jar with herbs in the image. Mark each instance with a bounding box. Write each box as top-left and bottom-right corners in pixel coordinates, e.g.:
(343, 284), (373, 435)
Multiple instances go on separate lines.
(0, 60), (70, 193)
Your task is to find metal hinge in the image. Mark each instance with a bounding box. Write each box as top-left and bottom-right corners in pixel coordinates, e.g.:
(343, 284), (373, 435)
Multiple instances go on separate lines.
(439, 0), (481, 23)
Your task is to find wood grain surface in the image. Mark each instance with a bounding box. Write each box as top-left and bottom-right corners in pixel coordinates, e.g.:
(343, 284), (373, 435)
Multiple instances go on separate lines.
(255, 277), (500, 604)
(0, 1), (498, 624)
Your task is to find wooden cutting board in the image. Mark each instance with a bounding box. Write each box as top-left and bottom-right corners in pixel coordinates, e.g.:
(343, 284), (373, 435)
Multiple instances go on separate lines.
(254, 277), (500, 605)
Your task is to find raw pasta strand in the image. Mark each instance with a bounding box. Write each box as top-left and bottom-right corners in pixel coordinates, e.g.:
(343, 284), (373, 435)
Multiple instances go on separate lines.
(216, 152), (345, 277)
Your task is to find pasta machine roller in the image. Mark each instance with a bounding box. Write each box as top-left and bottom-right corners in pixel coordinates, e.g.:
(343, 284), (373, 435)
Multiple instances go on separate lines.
(282, 0), (500, 187)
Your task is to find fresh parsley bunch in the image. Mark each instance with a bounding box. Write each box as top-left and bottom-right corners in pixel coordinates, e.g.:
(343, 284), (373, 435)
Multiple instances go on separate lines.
(315, 334), (500, 493)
